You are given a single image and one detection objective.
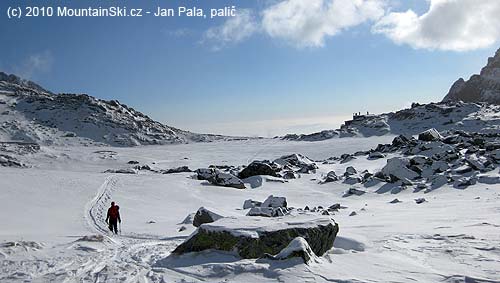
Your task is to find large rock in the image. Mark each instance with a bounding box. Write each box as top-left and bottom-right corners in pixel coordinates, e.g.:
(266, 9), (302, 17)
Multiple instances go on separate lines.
(262, 195), (287, 208)
(418, 128), (443, 142)
(196, 168), (216, 180)
(247, 207), (286, 217)
(172, 216), (338, 259)
(238, 161), (279, 179)
(321, 171), (339, 183)
(380, 157), (420, 182)
(192, 207), (223, 227)
(0, 154), (26, 168)
(196, 168), (245, 189)
(164, 166), (192, 174)
(210, 172), (246, 189)
(274, 154), (318, 173)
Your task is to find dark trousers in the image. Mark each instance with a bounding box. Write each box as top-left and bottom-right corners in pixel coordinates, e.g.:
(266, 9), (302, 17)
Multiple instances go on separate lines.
(108, 218), (118, 234)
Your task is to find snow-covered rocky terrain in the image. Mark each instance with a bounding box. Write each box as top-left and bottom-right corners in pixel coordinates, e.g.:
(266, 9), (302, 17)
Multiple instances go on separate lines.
(1, 128), (499, 282)
(282, 101), (500, 141)
(0, 72), (239, 147)
(1, 71), (500, 282)
(283, 48), (500, 142)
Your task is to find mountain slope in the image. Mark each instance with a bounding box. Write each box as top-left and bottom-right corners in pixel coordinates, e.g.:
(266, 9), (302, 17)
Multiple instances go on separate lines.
(443, 48), (500, 104)
(0, 72), (234, 146)
(282, 101), (500, 141)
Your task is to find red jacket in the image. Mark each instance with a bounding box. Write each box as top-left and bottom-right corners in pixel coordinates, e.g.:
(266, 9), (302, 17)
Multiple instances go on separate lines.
(106, 205), (121, 222)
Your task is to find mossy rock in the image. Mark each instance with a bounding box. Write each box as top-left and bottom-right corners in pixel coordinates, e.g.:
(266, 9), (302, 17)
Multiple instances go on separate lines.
(173, 216), (338, 259)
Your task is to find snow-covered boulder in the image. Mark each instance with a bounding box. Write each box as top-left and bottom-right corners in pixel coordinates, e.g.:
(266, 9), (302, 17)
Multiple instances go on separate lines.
(380, 157), (420, 182)
(344, 166), (357, 176)
(211, 172), (246, 189)
(243, 199), (262, 209)
(343, 188), (366, 197)
(164, 166), (192, 174)
(488, 149), (500, 161)
(477, 174), (500, 184)
(265, 237), (318, 264)
(281, 170), (299, 179)
(247, 207), (286, 217)
(429, 174), (449, 191)
(392, 135), (415, 147)
(418, 128), (443, 142)
(453, 176), (477, 189)
(193, 207), (223, 227)
(344, 175), (362, 185)
(262, 195), (287, 208)
(172, 216), (339, 259)
(274, 154), (318, 173)
(0, 154), (26, 168)
(196, 168), (246, 189)
(340, 154), (355, 164)
(465, 155), (491, 171)
(321, 171), (339, 183)
(103, 168), (137, 174)
(415, 198), (426, 204)
(196, 168), (216, 180)
(238, 160), (279, 179)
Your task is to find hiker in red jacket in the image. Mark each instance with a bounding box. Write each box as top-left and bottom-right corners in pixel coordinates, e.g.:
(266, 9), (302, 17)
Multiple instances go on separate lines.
(106, 201), (121, 234)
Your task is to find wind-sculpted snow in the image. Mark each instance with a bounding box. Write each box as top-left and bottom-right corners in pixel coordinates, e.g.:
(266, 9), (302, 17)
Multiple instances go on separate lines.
(1, 133), (500, 282)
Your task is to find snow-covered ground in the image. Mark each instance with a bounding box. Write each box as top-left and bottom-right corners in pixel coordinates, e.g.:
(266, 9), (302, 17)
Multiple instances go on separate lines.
(1, 136), (499, 282)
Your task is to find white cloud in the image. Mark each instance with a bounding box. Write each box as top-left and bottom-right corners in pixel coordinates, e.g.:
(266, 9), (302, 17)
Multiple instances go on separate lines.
(203, 9), (258, 50)
(261, 0), (386, 47)
(14, 50), (53, 79)
(372, 0), (500, 51)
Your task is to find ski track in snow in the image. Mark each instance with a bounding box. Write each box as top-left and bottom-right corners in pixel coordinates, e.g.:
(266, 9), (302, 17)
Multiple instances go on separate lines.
(1, 175), (185, 283)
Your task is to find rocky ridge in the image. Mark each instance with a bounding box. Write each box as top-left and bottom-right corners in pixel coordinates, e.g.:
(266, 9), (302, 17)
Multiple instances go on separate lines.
(0, 72), (243, 147)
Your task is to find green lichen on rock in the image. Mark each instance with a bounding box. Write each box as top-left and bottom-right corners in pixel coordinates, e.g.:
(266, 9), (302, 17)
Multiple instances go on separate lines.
(173, 217), (339, 259)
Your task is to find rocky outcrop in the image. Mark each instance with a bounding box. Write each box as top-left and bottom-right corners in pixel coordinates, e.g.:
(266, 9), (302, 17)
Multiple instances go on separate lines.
(163, 166), (192, 174)
(172, 216), (338, 259)
(246, 195), (288, 217)
(238, 161), (279, 179)
(274, 154), (318, 174)
(418, 128), (443, 142)
(0, 154), (26, 168)
(196, 168), (246, 189)
(443, 48), (500, 104)
(192, 207), (223, 227)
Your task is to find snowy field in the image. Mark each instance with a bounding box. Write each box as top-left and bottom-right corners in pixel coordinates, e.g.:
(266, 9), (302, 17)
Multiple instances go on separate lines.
(1, 136), (499, 283)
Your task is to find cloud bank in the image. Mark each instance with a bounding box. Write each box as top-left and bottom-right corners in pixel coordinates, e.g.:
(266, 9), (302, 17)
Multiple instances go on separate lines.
(204, 0), (500, 52)
(262, 0), (385, 47)
(373, 0), (500, 51)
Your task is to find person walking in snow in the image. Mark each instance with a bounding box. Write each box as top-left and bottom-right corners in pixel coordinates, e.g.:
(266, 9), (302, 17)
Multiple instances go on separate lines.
(106, 201), (121, 234)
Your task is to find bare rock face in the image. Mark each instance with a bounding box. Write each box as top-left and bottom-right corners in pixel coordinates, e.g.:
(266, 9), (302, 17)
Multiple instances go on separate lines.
(172, 216), (339, 259)
(443, 48), (500, 104)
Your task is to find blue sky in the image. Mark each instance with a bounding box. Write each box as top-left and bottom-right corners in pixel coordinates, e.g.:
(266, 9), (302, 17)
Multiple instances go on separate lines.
(1, 0), (499, 136)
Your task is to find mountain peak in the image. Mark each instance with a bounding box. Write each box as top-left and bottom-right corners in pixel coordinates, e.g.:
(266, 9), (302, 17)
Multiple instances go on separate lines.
(0, 71), (52, 95)
(443, 48), (500, 104)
